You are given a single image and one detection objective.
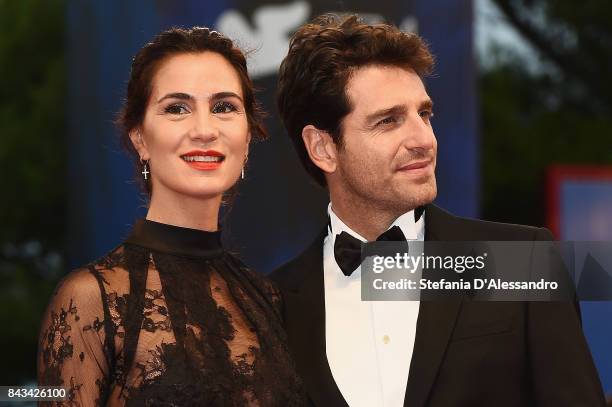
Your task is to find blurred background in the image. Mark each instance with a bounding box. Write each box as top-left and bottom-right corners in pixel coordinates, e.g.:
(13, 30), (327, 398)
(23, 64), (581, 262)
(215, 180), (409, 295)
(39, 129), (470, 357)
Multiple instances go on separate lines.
(1, 0), (610, 401)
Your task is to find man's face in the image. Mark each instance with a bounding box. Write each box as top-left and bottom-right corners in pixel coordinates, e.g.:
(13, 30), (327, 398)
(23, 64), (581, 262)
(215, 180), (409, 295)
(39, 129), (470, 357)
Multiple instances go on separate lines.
(333, 65), (437, 213)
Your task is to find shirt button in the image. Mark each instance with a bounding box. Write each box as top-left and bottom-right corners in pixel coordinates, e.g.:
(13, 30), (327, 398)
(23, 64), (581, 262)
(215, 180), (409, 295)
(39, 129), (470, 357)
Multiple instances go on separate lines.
(383, 335), (390, 344)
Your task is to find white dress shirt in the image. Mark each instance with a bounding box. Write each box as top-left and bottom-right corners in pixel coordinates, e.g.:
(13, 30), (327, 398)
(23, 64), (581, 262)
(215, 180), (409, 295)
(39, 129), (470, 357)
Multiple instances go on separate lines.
(324, 204), (424, 407)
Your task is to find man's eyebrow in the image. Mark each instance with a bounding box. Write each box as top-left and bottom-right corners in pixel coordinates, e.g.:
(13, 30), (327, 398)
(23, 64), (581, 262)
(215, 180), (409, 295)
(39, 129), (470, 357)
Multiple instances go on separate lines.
(419, 99), (434, 111)
(365, 105), (408, 123)
(156, 91), (243, 103)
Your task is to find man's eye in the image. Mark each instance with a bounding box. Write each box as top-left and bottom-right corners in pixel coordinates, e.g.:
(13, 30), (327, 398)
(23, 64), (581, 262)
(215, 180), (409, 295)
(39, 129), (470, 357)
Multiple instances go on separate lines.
(164, 104), (190, 115)
(212, 101), (237, 114)
(377, 116), (396, 126)
(420, 110), (434, 120)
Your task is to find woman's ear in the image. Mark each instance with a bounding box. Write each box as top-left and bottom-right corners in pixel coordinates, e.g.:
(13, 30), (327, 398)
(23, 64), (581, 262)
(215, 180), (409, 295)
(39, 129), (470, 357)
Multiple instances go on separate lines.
(302, 125), (338, 174)
(128, 128), (150, 160)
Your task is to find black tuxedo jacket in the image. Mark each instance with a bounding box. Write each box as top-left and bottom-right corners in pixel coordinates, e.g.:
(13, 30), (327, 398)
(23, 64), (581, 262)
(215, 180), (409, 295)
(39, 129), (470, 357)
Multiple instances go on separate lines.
(270, 204), (605, 407)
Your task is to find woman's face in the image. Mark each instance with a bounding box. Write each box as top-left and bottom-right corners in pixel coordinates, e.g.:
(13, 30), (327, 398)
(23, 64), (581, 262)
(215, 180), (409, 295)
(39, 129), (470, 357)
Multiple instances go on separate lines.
(132, 51), (249, 201)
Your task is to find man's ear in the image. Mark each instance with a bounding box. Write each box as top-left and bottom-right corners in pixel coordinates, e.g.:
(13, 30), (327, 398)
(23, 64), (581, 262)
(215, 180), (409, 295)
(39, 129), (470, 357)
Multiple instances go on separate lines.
(302, 125), (338, 174)
(128, 128), (150, 160)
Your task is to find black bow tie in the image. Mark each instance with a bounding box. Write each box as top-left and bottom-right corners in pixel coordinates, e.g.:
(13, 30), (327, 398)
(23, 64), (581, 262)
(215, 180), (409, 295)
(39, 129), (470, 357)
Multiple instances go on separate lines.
(334, 225), (407, 276)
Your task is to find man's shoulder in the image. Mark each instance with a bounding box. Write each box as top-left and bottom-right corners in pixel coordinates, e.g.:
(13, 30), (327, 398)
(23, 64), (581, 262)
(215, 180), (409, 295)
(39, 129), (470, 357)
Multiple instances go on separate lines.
(451, 215), (552, 240)
(427, 204), (554, 241)
(269, 228), (326, 289)
(269, 251), (309, 288)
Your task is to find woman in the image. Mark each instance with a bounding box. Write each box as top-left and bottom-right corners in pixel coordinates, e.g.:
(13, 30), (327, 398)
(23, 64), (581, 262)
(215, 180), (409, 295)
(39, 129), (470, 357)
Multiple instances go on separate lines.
(38, 27), (304, 406)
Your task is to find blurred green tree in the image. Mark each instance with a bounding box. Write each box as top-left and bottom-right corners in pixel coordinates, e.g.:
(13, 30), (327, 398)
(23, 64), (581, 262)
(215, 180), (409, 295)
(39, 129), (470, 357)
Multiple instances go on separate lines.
(481, 0), (612, 226)
(0, 0), (66, 384)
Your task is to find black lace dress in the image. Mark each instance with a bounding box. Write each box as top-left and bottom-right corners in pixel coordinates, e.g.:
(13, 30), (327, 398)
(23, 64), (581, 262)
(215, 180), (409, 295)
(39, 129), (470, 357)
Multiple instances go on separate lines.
(38, 219), (305, 406)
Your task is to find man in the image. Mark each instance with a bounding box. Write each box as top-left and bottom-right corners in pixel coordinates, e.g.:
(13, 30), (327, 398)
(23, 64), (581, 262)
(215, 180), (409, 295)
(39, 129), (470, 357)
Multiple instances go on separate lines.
(271, 14), (605, 407)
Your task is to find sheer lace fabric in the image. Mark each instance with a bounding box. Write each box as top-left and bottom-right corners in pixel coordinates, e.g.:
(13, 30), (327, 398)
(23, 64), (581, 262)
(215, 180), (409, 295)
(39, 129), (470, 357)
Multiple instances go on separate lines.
(38, 220), (304, 406)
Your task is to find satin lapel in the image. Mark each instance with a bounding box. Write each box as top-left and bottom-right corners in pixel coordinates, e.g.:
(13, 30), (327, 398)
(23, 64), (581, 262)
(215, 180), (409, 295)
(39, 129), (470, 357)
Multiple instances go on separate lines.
(284, 231), (348, 407)
(403, 204), (463, 407)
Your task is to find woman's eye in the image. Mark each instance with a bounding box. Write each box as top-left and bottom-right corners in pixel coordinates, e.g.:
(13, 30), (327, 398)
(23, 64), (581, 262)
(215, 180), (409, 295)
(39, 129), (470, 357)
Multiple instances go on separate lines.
(212, 101), (237, 114)
(164, 104), (190, 115)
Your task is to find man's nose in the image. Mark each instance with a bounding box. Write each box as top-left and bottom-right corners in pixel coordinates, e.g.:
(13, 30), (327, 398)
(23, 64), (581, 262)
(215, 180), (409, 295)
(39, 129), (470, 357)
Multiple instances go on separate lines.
(402, 114), (436, 152)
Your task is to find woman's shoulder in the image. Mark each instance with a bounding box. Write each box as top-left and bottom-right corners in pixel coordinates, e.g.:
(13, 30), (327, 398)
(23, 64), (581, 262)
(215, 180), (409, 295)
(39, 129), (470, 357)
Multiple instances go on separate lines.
(86, 244), (130, 273)
(51, 267), (102, 304)
(42, 245), (134, 340)
(223, 252), (283, 311)
(224, 252), (277, 285)
(51, 245), (131, 308)
(41, 268), (107, 349)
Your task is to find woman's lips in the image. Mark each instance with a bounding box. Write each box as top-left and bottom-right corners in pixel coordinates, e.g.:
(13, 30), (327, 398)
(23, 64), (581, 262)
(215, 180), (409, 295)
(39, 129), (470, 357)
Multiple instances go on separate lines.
(181, 150), (225, 171)
(184, 161), (222, 170)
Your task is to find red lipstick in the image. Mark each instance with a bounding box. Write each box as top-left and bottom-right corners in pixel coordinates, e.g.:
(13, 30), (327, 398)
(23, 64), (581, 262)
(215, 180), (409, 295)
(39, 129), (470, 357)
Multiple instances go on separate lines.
(180, 150), (225, 171)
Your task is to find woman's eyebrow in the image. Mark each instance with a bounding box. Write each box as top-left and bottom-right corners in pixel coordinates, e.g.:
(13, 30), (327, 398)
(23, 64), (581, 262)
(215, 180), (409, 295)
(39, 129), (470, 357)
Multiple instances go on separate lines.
(156, 91), (243, 104)
(156, 92), (193, 103)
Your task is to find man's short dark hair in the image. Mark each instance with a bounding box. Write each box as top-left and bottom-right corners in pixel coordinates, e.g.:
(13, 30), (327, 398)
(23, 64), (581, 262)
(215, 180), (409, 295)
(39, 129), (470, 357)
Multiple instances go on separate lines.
(276, 14), (435, 186)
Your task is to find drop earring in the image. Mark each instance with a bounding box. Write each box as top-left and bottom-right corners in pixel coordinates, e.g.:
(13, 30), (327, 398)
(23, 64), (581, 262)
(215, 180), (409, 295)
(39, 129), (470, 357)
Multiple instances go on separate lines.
(141, 158), (150, 180)
(241, 154), (248, 180)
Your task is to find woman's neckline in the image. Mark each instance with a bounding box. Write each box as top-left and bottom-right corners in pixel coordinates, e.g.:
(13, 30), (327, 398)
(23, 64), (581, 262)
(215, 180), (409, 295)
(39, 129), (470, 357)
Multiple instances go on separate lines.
(125, 218), (223, 258)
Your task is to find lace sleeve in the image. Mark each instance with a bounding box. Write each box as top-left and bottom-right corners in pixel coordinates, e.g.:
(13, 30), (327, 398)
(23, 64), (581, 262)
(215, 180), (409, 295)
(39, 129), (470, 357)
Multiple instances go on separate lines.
(38, 268), (111, 406)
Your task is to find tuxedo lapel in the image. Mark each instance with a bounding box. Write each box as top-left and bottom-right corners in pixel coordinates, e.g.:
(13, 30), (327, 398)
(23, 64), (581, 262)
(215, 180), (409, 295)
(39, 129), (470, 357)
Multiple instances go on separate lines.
(403, 204), (463, 407)
(279, 205), (464, 407)
(280, 230), (348, 407)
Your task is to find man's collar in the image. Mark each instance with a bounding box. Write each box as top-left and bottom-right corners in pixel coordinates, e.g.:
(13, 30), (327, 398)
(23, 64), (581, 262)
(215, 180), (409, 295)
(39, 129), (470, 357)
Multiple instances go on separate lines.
(327, 203), (425, 242)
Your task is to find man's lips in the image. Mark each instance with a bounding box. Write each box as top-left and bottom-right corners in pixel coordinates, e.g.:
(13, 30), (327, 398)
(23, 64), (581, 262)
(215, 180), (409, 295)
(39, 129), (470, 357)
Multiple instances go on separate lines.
(397, 159), (433, 172)
(180, 150), (225, 171)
